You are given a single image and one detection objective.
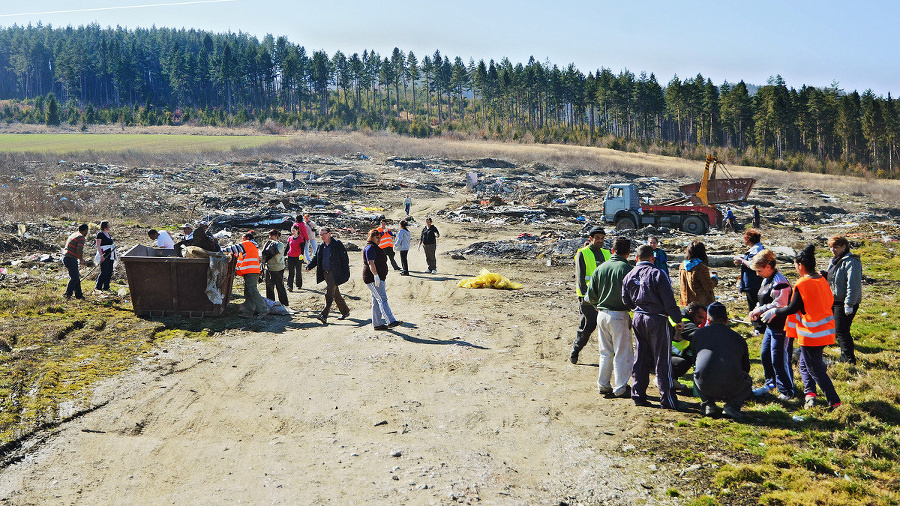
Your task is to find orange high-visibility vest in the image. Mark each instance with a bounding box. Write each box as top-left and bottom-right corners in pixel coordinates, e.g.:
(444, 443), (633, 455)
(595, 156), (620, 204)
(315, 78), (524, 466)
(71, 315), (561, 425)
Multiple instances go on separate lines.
(784, 276), (835, 347)
(377, 226), (394, 249)
(236, 240), (261, 276)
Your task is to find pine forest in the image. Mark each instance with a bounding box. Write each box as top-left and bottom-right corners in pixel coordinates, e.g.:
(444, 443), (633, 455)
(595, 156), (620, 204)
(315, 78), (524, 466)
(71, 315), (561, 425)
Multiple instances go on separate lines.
(1, 23), (899, 178)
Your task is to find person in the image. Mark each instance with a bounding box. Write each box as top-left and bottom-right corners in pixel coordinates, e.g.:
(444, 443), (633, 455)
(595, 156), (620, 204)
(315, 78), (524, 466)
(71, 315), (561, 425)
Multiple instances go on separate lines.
(724, 207), (737, 231)
(95, 221), (115, 291)
(404, 196), (412, 216)
(303, 214), (318, 263)
(585, 236), (634, 398)
(62, 224), (89, 300)
(262, 229), (289, 307)
(293, 213), (309, 251)
(670, 302), (707, 390)
(286, 224), (304, 291)
(622, 245), (684, 410)
(306, 227), (351, 324)
(396, 220), (412, 275)
(734, 229), (765, 329)
(824, 235), (862, 365)
(174, 222), (220, 254)
(192, 221), (221, 252)
(752, 205), (761, 229)
(692, 302), (753, 419)
(377, 220), (402, 271)
(147, 228), (175, 249)
(648, 236), (669, 278)
(222, 231), (269, 318)
(763, 245), (841, 410)
(570, 226), (611, 364)
(363, 229), (401, 330)
(748, 249), (795, 400)
(419, 217), (440, 274)
(679, 241), (718, 306)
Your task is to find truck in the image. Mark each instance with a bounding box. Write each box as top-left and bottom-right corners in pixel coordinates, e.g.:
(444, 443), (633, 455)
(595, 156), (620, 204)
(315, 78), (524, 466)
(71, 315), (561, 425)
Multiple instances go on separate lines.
(602, 155), (755, 234)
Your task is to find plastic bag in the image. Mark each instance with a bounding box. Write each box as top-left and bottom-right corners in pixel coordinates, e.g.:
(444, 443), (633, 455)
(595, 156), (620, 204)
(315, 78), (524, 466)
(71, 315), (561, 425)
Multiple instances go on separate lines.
(457, 269), (523, 290)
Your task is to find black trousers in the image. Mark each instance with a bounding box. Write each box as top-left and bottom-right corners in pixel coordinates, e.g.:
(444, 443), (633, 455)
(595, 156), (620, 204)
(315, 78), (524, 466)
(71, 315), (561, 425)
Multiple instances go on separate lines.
(265, 269), (289, 306)
(63, 256), (83, 299)
(833, 303), (859, 364)
(399, 249), (409, 273)
(383, 246), (401, 270)
(573, 299), (598, 352)
(286, 256), (303, 289)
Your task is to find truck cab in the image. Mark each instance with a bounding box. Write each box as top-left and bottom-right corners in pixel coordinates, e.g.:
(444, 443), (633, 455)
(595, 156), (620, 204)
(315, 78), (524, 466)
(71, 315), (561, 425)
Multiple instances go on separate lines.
(603, 183), (641, 229)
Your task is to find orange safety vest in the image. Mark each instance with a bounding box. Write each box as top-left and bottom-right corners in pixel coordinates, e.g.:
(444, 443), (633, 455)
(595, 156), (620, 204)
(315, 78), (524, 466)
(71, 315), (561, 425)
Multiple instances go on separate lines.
(377, 226), (394, 249)
(236, 240), (261, 276)
(784, 276), (835, 347)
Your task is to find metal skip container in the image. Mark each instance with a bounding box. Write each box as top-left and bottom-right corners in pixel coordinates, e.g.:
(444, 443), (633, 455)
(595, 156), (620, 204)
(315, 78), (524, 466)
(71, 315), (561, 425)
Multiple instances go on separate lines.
(120, 245), (237, 317)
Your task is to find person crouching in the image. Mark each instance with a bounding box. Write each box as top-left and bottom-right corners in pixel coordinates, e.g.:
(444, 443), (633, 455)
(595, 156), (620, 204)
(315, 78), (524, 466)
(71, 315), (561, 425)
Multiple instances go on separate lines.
(692, 302), (753, 419)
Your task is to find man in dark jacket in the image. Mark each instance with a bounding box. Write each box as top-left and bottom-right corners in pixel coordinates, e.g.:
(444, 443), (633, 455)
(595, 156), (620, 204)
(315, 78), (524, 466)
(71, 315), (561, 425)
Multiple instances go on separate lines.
(621, 245), (684, 410)
(306, 227), (350, 324)
(692, 302), (753, 419)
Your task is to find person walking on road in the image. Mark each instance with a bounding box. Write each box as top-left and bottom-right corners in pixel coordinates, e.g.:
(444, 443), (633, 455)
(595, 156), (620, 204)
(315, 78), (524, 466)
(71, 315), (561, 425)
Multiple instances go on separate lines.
(570, 226), (610, 364)
(622, 245), (685, 411)
(62, 224), (89, 300)
(584, 236), (634, 399)
(404, 196), (412, 216)
(763, 245), (842, 410)
(306, 228), (351, 324)
(419, 217), (440, 274)
(363, 229), (401, 330)
(824, 235), (862, 365)
(377, 220), (402, 271)
(95, 221), (115, 292)
(396, 220), (412, 275)
(262, 229), (289, 307)
(286, 224), (304, 291)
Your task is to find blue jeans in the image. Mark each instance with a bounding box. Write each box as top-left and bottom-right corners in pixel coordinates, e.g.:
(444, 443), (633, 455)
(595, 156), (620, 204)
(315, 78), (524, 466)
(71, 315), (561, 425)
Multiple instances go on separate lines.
(367, 279), (396, 327)
(63, 256), (83, 299)
(761, 328), (795, 396)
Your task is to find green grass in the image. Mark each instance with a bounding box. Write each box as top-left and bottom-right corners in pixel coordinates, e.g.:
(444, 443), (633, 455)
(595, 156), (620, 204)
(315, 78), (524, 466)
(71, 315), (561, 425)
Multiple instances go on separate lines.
(662, 240), (900, 504)
(0, 133), (285, 154)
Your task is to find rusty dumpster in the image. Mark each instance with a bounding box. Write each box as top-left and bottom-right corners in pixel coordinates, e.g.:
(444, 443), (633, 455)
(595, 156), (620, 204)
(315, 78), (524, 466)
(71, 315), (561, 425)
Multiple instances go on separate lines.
(120, 245), (237, 317)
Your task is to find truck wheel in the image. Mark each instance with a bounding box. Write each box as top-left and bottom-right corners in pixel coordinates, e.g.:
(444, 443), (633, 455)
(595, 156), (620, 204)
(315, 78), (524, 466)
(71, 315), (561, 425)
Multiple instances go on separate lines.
(615, 217), (637, 231)
(682, 216), (707, 234)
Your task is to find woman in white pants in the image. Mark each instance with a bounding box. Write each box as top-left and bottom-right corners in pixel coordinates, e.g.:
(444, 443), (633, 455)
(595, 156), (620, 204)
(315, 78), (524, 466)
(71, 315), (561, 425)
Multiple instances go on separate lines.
(363, 229), (401, 330)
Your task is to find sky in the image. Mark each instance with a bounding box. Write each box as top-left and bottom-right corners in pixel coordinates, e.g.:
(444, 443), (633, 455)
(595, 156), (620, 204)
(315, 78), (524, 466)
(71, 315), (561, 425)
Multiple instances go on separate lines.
(1, 0), (896, 96)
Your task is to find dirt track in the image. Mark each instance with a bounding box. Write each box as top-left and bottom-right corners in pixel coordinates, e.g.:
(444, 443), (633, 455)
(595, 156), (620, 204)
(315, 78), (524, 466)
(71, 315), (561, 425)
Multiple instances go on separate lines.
(0, 216), (686, 504)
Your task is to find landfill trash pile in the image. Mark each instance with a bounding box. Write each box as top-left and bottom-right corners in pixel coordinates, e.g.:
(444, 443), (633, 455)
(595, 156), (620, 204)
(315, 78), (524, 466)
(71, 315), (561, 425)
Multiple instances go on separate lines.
(457, 269), (523, 290)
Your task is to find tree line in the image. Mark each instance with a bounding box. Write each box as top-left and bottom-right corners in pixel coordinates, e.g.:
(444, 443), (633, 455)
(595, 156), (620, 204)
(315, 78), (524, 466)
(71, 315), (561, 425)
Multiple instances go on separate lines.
(1, 23), (898, 177)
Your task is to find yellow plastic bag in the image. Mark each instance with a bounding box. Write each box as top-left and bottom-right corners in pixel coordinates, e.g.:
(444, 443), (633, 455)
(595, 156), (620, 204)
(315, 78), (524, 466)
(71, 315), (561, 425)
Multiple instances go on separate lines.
(457, 269), (523, 290)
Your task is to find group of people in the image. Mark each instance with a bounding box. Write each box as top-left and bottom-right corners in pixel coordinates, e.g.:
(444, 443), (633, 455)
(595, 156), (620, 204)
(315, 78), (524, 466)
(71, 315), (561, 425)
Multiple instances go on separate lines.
(572, 225), (862, 419)
(62, 221), (117, 299)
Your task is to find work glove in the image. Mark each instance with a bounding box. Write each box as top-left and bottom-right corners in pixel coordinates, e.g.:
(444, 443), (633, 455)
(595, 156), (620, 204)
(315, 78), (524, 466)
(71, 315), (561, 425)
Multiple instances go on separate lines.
(844, 306), (854, 315)
(749, 307), (762, 321)
(761, 308), (777, 323)
(376, 276), (384, 288)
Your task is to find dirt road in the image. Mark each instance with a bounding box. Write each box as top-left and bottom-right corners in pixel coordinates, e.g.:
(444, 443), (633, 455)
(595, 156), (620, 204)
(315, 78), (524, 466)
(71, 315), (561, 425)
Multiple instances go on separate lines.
(0, 221), (682, 504)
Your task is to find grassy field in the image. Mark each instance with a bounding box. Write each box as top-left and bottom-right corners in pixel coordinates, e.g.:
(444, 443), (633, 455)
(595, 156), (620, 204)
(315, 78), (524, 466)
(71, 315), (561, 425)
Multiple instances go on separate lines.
(0, 133), (286, 154)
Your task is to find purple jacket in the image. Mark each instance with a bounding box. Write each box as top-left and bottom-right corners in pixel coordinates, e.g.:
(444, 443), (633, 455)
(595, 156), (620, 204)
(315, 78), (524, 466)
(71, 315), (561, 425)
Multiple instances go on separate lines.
(622, 261), (681, 320)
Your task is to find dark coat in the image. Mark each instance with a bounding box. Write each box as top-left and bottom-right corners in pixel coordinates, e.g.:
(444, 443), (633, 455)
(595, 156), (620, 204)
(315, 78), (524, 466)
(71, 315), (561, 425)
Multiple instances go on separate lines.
(307, 238), (350, 285)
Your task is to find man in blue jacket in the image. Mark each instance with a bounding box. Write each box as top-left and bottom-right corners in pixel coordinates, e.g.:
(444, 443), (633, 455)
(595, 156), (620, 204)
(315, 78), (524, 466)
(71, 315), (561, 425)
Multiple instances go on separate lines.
(306, 227), (351, 324)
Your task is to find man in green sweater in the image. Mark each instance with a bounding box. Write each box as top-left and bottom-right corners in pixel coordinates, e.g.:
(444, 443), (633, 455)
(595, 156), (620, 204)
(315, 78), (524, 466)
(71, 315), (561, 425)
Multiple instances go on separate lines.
(586, 236), (635, 398)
